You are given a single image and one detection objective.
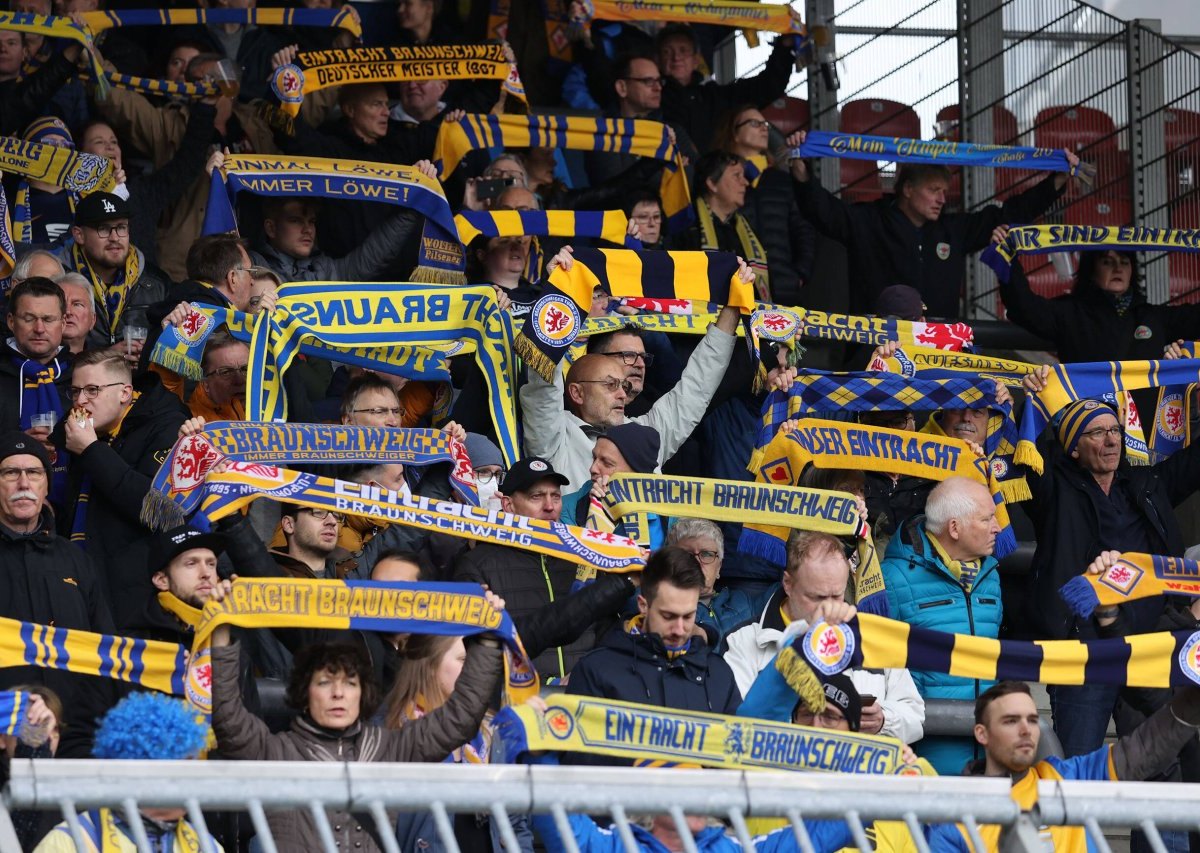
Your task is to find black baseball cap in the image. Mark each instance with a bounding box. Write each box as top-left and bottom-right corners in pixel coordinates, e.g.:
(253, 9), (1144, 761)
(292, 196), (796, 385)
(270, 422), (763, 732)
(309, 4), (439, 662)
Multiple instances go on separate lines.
(74, 192), (131, 227)
(501, 457), (569, 496)
(873, 285), (926, 321)
(0, 431), (52, 473)
(149, 525), (227, 575)
(820, 673), (862, 732)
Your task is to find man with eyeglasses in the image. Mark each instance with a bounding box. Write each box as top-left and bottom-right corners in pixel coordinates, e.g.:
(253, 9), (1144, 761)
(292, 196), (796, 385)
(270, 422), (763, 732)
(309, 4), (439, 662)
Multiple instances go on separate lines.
(582, 51), (697, 187)
(58, 192), (170, 356)
(0, 431), (117, 758)
(57, 349), (190, 628)
(878, 477), (1001, 773)
(184, 330), (250, 422)
(274, 504), (346, 580)
(724, 530), (924, 747)
(524, 250), (783, 492)
(0, 278), (73, 441)
(666, 518), (758, 644)
(339, 373), (406, 430)
(1017, 369), (1200, 763)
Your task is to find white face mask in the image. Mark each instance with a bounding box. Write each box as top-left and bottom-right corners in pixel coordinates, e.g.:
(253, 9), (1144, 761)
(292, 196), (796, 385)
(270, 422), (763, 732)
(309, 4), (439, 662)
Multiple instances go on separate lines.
(477, 478), (500, 509)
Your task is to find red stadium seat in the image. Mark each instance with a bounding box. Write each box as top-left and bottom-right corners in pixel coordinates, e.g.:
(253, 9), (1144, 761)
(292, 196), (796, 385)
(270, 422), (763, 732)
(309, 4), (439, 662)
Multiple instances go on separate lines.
(836, 99), (919, 201)
(1165, 108), (1200, 202)
(1061, 195), (1131, 227)
(838, 158), (885, 203)
(761, 97), (810, 136)
(1024, 258), (1073, 299)
(934, 104), (1019, 144)
(1034, 105), (1118, 154)
(841, 98), (920, 138)
(1169, 253), (1200, 304)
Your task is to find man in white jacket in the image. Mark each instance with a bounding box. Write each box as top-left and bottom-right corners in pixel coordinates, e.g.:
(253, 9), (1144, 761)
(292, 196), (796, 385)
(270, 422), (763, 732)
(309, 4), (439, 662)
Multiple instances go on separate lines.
(520, 246), (793, 493)
(723, 530), (925, 744)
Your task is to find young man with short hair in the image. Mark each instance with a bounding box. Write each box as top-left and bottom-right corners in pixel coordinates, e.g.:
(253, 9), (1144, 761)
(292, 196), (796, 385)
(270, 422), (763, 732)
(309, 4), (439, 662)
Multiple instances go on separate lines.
(928, 680), (1200, 851)
(567, 545), (741, 714)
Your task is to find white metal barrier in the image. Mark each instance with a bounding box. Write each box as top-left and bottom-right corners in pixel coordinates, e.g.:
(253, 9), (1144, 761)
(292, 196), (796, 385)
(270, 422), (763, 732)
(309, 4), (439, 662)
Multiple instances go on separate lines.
(3, 760), (1199, 852)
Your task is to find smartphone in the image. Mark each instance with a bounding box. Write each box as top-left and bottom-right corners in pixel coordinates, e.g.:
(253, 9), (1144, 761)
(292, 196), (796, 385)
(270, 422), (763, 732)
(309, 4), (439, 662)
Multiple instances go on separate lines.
(859, 694), (877, 707)
(476, 177), (517, 202)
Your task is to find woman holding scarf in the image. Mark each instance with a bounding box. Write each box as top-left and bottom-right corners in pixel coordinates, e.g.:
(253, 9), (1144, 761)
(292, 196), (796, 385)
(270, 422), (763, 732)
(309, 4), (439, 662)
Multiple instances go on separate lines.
(993, 223), (1200, 423)
(208, 589), (507, 852)
(385, 634), (534, 852)
(711, 105), (814, 306)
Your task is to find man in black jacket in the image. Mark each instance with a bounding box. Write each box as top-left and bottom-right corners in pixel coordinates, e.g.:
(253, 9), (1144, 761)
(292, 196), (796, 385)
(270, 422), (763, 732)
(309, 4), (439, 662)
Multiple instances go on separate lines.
(567, 546), (741, 715)
(453, 457), (592, 680)
(0, 277), (72, 437)
(657, 24), (798, 153)
(784, 130), (1078, 318)
(0, 431), (115, 757)
(1020, 370), (1200, 762)
(58, 349), (190, 627)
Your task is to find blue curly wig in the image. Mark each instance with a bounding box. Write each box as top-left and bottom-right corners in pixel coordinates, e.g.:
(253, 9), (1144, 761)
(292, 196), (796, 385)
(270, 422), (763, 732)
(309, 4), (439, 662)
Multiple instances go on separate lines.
(92, 692), (209, 760)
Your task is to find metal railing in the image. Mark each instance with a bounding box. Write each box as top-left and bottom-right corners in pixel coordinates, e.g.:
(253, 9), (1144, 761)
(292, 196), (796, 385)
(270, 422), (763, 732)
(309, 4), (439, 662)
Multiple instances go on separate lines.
(733, 0), (1200, 319)
(6, 759), (1200, 853)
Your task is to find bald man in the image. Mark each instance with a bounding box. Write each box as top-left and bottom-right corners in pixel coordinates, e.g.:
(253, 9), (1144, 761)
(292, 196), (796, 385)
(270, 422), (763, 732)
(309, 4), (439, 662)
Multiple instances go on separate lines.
(879, 476), (1003, 774)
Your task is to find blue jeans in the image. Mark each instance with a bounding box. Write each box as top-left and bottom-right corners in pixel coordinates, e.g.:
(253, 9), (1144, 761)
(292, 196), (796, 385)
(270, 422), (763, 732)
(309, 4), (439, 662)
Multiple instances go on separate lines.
(1047, 683), (1119, 757)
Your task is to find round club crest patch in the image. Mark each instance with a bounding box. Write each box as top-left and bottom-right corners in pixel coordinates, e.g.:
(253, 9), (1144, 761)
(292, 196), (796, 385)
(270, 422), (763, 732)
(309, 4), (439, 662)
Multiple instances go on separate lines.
(545, 707), (575, 739)
(1134, 325), (1152, 340)
(751, 309), (800, 343)
(1179, 632), (1200, 686)
(271, 64), (305, 106)
(802, 621), (856, 676)
(935, 242), (951, 260)
(530, 295), (580, 348)
(529, 460), (548, 472)
(1156, 393), (1185, 441)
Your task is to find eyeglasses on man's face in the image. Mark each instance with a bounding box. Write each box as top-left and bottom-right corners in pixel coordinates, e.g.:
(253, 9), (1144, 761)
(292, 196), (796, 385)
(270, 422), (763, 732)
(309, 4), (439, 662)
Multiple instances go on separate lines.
(68, 382), (126, 400)
(572, 377), (633, 394)
(623, 75), (665, 88)
(602, 350), (654, 367)
(353, 406), (405, 417)
(0, 467), (46, 483)
(89, 222), (129, 239)
(205, 365), (249, 379)
(303, 508), (345, 524)
(1081, 425), (1123, 441)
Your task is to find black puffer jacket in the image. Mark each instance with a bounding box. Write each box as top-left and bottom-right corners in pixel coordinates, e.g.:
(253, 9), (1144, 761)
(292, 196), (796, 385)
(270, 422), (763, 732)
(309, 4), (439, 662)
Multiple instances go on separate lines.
(0, 51), (78, 136)
(739, 166), (815, 307)
(1024, 436), (1200, 640)
(0, 344), (71, 433)
(566, 624), (742, 715)
(56, 373), (190, 627)
(0, 508), (115, 757)
(793, 172), (1064, 317)
(452, 543), (592, 680)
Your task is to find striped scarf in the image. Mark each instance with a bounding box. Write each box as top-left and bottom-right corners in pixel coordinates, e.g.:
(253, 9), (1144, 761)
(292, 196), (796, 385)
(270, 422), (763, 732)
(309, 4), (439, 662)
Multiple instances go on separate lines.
(0, 184), (15, 294)
(1015, 359), (1200, 471)
(696, 195), (768, 299)
(434, 113), (692, 232)
(869, 344), (1037, 388)
(0, 11), (107, 86)
(80, 7), (362, 37)
(792, 612), (1200, 689)
(524, 246), (752, 379)
(68, 241), (144, 334)
(1059, 552), (1200, 618)
(10, 347), (65, 430)
(625, 614), (690, 659)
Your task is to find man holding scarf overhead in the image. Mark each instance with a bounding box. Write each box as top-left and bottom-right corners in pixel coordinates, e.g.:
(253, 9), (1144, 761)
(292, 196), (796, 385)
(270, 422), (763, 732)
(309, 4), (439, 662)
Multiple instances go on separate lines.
(1020, 367), (1200, 762)
(784, 130), (1077, 318)
(58, 192), (170, 355)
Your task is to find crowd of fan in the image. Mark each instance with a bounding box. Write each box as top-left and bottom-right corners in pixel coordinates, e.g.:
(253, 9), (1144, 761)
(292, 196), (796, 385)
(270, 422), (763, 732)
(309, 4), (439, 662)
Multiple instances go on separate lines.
(3, 0), (1200, 851)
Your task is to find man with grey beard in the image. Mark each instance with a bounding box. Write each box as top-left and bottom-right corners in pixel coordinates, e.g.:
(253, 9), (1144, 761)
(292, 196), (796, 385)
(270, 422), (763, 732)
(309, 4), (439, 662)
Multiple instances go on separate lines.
(0, 431), (115, 757)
